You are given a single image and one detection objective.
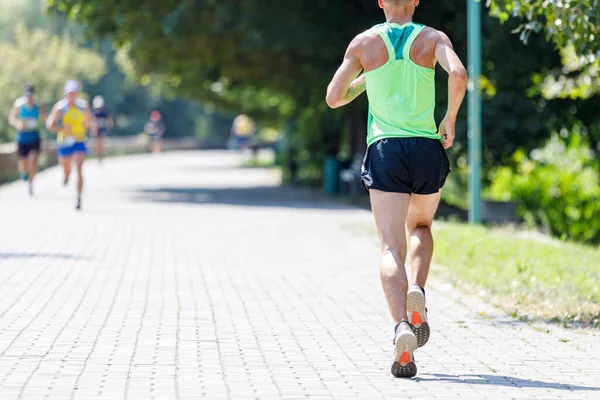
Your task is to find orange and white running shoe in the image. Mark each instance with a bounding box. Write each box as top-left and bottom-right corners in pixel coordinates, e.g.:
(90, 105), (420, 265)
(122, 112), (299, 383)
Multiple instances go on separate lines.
(391, 321), (418, 378)
(407, 284), (430, 348)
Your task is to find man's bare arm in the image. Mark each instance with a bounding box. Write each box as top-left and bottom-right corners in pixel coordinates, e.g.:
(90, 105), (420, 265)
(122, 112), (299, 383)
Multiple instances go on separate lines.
(46, 104), (61, 134)
(8, 106), (22, 130)
(326, 35), (366, 109)
(434, 31), (467, 148)
(435, 32), (467, 120)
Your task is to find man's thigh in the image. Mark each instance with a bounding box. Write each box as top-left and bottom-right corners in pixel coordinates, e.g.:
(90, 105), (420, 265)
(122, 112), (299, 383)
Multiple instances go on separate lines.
(406, 191), (442, 230)
(370, 189), (411, 248)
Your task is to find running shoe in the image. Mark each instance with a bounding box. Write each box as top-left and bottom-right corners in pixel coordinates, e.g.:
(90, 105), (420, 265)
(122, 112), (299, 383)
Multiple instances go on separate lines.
(21, 172), (29, 182)
(407, 284), (430, 348)
(391, 321), (418, 378)
(75, 197), (81, 210)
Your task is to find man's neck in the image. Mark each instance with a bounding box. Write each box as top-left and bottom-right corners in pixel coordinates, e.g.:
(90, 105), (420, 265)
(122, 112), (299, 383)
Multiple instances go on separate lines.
(385, 6), (414, 25)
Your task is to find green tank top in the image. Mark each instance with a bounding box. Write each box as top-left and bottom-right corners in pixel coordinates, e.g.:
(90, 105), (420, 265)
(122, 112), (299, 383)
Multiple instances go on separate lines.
(365, 22), (439, 146)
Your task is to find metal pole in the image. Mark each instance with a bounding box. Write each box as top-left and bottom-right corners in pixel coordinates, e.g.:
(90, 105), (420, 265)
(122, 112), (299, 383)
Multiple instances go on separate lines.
(467, 0), (482, 224)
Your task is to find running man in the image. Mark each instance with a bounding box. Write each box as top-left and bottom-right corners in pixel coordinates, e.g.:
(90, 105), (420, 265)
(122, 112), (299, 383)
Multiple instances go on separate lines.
(144, 110), (165, 153)
(326, 0), (467, 378)
(46, 80), (93, 210)
(8, 84), (47, 196)
(91, 95), (113, 162)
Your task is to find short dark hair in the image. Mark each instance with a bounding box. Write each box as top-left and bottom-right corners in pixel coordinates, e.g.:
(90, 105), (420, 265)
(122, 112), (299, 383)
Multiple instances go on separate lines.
(24, 83), (35, 95)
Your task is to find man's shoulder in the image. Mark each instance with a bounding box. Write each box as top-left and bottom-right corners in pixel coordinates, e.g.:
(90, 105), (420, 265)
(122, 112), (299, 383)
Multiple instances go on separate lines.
(420, 26), (450, 43)
(55, 99), (68, 110)
(13, 97), (26, 108)
(413, 26), (448, 50)
(76, 98), (88, 109)
(352, 27), (384, 50)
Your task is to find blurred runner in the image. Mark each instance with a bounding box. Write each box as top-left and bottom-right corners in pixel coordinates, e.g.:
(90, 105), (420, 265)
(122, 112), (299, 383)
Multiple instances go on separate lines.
(46, 80), (93, 210)
(230, 114), (256, 151)
(8, 84), (47, 196)
(91, 95), (114, 162)
(144, 110), (165, 153)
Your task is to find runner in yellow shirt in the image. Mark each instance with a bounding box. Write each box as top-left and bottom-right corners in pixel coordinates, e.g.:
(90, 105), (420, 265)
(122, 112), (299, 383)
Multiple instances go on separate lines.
(46, 80), (94, 210)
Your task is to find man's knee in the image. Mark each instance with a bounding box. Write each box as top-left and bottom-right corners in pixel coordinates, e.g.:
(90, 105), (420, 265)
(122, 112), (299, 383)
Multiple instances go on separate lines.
(380, 245), (406, 268)
(407, 217), (434, 234)
(380, 255), (408, 288)
(411, 222), (433, 232)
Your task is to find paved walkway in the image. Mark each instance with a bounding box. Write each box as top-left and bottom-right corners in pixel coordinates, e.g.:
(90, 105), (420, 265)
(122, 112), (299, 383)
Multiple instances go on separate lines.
(0, 151), (598, 400)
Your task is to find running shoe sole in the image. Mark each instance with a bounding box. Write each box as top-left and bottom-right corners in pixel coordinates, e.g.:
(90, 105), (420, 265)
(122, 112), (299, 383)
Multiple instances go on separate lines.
(391, 330), (418, 378)
(407, 287), (430, 348)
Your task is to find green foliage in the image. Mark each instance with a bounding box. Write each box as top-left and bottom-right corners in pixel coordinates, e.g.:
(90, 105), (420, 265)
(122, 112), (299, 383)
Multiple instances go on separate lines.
(291, 104), (346, 185)
(490, 0), (600, 112)
(433, 221), (600, 326)
(0, 26), (106, 143)
(45, 0), (600, 246)
(46, 0), (370, 120)
(0, 0), (233, 144)
(47, 0), (593, 160)
(488, 135), (600, 244)
(489, 0), (600, 56)
(441, 153), (470, 210)
(537, 44), (600, 100)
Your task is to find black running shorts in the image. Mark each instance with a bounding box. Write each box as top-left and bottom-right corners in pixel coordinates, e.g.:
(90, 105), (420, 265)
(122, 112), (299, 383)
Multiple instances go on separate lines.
(17, 140), (41, 158)
(361, 137), (451, 195)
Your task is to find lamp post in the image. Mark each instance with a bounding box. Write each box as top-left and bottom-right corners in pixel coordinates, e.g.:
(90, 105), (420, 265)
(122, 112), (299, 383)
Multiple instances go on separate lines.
(468, 0), (482, 224)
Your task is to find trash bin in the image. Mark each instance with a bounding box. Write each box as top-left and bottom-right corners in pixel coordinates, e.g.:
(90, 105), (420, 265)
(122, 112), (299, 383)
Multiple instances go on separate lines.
(323, 156), (340, 195)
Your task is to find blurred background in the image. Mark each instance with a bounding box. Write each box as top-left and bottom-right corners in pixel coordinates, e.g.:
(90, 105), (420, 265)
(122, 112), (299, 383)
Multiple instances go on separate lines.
(0, 0), (237, 149)
(1, 0), (599, 246)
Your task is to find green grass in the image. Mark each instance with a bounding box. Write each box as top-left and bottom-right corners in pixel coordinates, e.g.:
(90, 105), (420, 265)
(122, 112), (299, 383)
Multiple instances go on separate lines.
(240, 150), (277, 168)
(432, 222), (600, 327)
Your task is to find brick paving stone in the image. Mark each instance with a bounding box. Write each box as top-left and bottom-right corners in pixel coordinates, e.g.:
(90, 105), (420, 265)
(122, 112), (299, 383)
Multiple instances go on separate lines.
(0, 151), (598, 400)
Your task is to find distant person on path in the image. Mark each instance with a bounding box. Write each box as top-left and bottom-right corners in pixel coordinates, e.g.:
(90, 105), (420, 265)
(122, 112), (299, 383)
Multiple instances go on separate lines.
(229, 114), (256, 151)
(46, 80), (93, 210)
(326, 0), (467, 378)
(8, 84), (47, 196)
(144, 110), (165, 153)
(90, 95), (113, 162)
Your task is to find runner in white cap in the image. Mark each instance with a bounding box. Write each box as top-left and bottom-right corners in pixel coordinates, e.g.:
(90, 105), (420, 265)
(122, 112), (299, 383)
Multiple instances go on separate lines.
(46, 80), (94, 210)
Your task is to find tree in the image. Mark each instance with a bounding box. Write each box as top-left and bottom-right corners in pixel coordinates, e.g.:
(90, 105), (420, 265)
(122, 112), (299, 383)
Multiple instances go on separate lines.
(47, 1), (384, 116)
(48, 0), (600, 168)
(490, 1), (600, 143)
(489, 0), (599, 56)
(0, 26), (106, 143)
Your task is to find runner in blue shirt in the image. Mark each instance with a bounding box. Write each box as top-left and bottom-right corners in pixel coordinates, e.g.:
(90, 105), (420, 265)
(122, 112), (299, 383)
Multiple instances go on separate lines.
(8, 84), (47, 196)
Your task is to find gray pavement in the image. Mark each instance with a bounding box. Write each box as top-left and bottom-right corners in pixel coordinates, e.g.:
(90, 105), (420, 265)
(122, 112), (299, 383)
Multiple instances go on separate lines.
(0, 151), (598, 400)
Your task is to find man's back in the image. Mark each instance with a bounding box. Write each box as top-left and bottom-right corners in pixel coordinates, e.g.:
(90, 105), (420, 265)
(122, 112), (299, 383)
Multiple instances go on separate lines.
(359, 24), (439, 72)
(356, 22), (444, 145)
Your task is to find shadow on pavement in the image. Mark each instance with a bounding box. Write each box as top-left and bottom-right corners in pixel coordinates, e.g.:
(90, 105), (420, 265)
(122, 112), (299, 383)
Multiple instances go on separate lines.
(0, 252), (81, 260)
(416, 373), (600, 391)
(131, 185), (353, 210)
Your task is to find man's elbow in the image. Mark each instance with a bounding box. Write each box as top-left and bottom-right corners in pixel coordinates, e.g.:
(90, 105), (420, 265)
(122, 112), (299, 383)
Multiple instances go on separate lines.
(325, 92), (343, 109)
(451, 68), (468, 86)
(325, 85), (345, 109)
